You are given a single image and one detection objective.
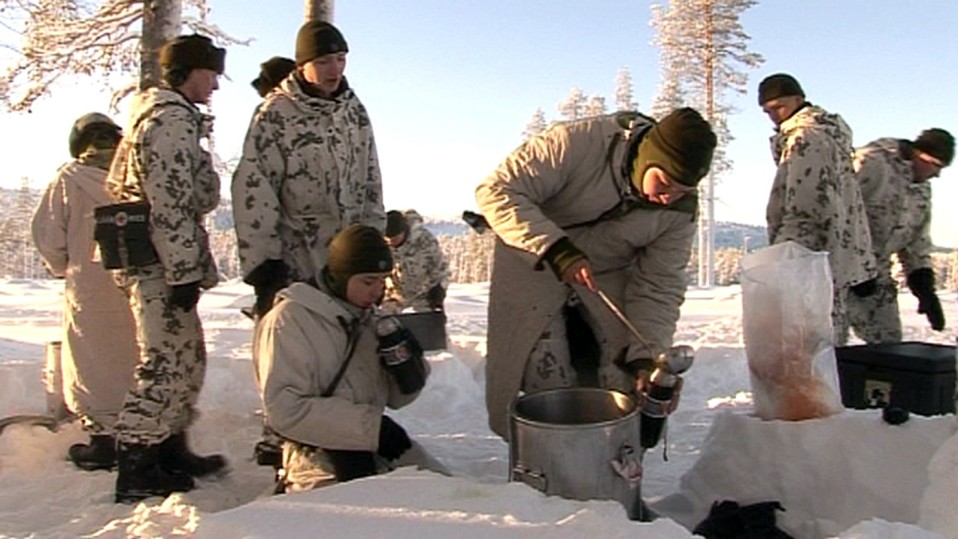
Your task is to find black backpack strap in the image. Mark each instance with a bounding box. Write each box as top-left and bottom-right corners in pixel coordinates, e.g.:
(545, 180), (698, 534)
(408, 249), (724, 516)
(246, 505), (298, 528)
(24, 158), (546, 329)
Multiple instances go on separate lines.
(321, 314), (365, 397)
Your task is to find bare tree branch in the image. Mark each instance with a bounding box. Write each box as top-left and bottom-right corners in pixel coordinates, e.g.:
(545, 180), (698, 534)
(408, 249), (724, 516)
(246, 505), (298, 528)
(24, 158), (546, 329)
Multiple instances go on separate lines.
(0, 0), (243, 112)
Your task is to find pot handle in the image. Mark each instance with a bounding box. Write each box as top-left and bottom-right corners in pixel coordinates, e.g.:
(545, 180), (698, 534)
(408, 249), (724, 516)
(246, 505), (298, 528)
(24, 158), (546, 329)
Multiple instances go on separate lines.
(511, 464), (547, 492)
(610, 443), (643, 489)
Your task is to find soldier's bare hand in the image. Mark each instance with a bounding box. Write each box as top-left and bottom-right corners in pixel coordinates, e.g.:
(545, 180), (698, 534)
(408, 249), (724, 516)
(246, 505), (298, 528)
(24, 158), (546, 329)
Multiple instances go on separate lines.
(562, 259), (596, 292)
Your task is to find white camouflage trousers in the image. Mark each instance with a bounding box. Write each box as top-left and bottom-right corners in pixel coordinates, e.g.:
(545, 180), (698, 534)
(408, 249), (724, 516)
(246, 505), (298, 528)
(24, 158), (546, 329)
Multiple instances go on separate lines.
(113, 266), (207, 445)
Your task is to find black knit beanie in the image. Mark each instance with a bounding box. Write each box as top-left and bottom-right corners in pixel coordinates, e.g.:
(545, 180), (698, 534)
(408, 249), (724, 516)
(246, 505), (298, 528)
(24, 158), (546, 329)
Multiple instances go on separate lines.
(913, 128), (955, 166)
(632, 107), (717, 188)
(295, 21), (349, 66)
(385, 211), (409, 239)
(251, 56), (296, 97)
(757, 73), (805, 105)
(326, 225), (393, 298)
(159, 34), (226, 74)
(68, 113), (121, 159)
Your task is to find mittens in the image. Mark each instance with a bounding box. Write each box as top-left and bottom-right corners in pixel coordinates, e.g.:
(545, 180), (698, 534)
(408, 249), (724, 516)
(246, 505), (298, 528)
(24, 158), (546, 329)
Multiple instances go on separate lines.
(245, 259), (290, 318)
(377, 415), (411, 461)
(169, 281), (201, 311)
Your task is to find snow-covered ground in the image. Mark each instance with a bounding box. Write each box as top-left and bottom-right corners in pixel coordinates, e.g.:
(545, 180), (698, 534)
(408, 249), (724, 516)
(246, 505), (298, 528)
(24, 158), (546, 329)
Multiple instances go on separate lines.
(0, 278), (955, 538)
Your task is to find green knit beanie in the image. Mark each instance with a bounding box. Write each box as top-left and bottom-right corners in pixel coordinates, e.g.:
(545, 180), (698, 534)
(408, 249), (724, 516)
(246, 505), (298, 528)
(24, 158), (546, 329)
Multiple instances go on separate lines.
(632, 107), (717, 189)
(251, 56), (296, 97)
(385, 210), (409, 239)
(295, 21), (349, 66)
(913, 128), (955, 167)
(326, 225), (393, 298)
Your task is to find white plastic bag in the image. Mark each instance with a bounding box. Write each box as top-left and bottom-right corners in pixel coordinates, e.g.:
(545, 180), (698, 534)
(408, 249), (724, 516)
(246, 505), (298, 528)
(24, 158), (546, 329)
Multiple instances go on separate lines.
(740, 241), (844, 420)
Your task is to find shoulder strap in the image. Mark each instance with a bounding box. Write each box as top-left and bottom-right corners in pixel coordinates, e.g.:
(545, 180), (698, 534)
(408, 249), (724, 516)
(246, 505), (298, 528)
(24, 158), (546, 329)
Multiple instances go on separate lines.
(321, 314), (365, 397)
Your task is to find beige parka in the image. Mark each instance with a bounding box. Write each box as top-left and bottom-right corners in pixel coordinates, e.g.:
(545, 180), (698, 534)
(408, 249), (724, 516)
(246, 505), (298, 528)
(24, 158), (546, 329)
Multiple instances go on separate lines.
(476, 113), (696, 437)
(31, 160), (139, 433)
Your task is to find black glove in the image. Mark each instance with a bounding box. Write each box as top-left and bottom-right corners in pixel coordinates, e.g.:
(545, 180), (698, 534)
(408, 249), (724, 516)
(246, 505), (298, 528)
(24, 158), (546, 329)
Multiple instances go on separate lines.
(324, 449), (376, 481)
(461, 210), (489, 234)
(377, 415), (411, 461)
(245, 259), (290, 318)
(169, 281), (201, 311)
(907, 268), (945, 331)
(426, 285), (446, 311)
(850, 278), (878, 298)
(540, 237), (587, 281)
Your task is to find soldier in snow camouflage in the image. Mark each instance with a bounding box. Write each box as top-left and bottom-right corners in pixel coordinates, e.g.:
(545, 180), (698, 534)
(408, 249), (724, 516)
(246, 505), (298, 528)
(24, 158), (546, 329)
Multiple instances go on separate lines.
(758, 74), (877, 344)
(232, 20), (385, 473)
(382, 210), (449, 313)
(845, 129), (954, 342)
(107, 34), (228, 503)
(232, 21), (386, 319)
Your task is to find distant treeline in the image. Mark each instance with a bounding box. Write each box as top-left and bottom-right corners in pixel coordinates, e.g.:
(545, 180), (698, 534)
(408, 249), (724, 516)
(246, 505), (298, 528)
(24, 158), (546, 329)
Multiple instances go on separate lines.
(4, 187), (955, 288)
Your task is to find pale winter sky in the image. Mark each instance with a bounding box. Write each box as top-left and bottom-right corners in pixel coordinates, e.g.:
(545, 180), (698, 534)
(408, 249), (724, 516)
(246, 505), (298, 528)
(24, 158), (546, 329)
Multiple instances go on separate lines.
(1, 1), (957, 245)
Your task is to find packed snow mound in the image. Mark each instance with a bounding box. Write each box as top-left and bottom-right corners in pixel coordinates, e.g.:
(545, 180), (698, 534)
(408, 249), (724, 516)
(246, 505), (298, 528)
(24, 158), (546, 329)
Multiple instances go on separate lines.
(653, 410), (958, 538)
(197, 467), (698, 539)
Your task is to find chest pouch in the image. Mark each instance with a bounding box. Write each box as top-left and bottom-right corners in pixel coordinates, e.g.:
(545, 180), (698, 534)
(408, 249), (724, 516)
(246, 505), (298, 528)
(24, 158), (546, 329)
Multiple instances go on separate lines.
(93, 201), (160, 269)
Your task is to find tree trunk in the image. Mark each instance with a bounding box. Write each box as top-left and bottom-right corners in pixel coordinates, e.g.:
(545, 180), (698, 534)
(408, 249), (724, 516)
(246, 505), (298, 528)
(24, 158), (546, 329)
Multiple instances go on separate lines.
(140, 0), (183, 90)
(304, 0), (335, 22)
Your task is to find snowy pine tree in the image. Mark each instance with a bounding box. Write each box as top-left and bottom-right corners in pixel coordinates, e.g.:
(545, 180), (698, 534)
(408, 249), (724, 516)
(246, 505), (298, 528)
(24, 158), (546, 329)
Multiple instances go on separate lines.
(614, 67), (638, 111)
(522, 108), (548, 140)
(650, 0), (763, 287)
(584, 96), (607, 117)
(0, 178), (42, 278)
(557, 87), (586, 120)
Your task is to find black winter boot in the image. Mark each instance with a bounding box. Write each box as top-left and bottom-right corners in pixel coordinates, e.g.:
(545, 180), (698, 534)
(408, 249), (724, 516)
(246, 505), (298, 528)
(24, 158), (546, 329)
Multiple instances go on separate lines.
(159, 432), (228, 477)
(68, 434), (116, 471)
(115, 442), (194, 504)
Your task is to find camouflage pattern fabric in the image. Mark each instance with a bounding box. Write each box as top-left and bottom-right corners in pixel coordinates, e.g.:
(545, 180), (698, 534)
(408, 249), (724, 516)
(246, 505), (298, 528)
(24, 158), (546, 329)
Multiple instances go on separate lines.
(846, 275), (903, 343)
(106, 88), (220, 288)
(112, 266), (206, 445)
(231, 75), (386, 284)
(766, 105), (876, 342)
(107, 88), (219, 444)
(384, 214), (449, 312)
(845, 138), (934, 343)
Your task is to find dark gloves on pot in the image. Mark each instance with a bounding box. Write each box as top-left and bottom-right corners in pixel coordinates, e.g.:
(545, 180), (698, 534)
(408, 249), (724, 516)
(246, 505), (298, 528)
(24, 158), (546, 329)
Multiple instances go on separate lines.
(907, 268), (945, 331)
(325, 449), (376, 481)
(540, 237), (589, 285)
(426, 285), (446, 311)
(169, 281), (201, 311)
(850, 278), (878, 298)
(377, 415), (411, 461)
(245, 259), (290, 318)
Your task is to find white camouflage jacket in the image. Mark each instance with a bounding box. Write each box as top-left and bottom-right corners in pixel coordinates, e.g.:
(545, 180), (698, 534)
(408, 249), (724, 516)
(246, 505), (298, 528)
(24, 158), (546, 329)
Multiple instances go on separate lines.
(385, 214), (449, 311)
(232, 75), (386, 283)
(107, 87), (220, 287)
(853, 138), (932, 275)
(766, 105), (876, 289)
